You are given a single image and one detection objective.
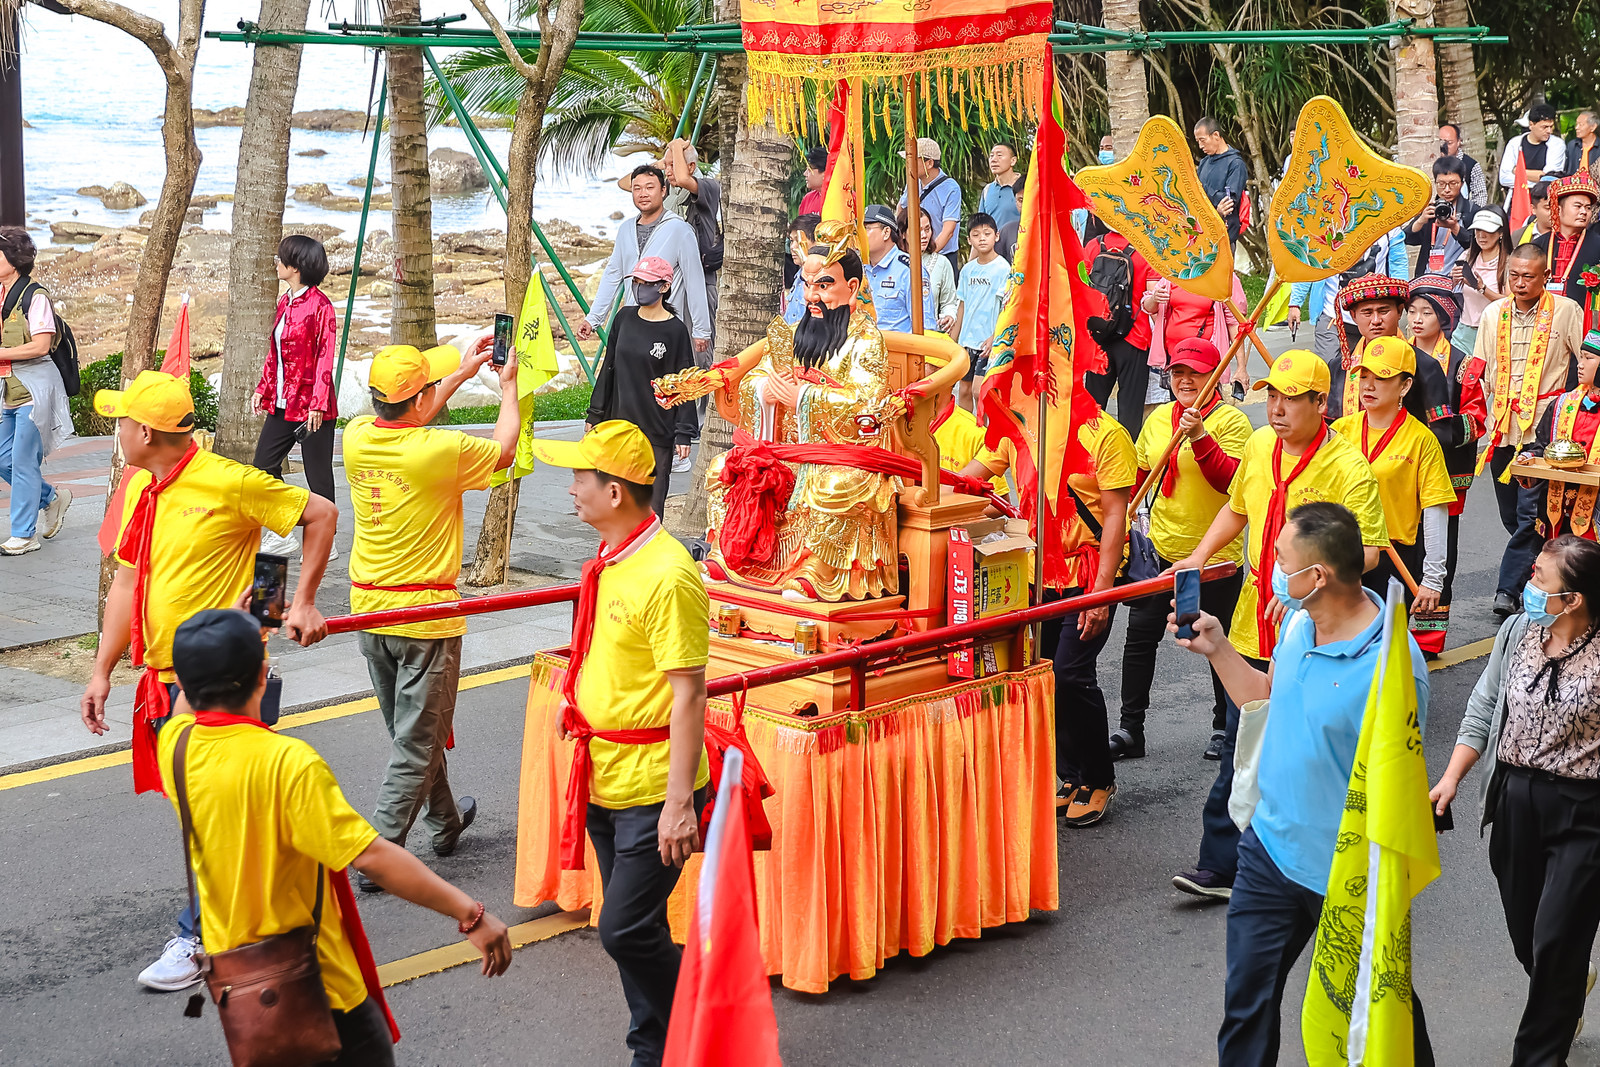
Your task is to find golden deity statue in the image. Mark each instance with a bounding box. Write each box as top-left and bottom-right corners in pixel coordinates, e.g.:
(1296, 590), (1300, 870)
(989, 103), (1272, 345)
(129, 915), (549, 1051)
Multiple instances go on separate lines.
(655, 222), (968, 601)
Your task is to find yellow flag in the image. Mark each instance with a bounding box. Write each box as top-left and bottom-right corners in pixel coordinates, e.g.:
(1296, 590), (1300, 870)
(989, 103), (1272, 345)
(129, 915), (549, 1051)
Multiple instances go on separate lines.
(491, 271), (561, 486)
(1302, 579), (1441, 1065)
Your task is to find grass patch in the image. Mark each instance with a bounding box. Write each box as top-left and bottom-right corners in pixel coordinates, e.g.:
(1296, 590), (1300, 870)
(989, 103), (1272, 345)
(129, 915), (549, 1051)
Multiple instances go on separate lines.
(444, 382), (593, 425)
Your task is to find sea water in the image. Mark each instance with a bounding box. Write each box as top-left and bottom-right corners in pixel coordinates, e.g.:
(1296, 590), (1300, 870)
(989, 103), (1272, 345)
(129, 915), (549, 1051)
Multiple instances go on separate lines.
(15, 0), (632, 249)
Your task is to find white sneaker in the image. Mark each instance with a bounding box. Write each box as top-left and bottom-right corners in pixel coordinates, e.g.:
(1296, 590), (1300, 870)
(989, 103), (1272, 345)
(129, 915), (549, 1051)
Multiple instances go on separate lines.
(260, 529), (300, 556)
(307, 540), (338, 562)
(671, 454), (692, 473)
(137, 936), (204, 991)
(0, 536), (40, 555)
(39, 490), (70, 538)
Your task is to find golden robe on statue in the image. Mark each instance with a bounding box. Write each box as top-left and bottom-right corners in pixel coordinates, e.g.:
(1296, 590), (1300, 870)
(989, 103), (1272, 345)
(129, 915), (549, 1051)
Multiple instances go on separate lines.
(705, 312), (900, 601)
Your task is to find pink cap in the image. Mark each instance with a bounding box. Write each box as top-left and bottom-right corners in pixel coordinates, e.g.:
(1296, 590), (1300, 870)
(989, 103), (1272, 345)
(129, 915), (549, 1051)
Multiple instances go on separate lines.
(630, 256), (674, 284)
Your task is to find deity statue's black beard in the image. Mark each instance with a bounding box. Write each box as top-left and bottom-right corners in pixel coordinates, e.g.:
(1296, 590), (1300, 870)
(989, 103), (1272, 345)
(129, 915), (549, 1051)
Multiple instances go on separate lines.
(793, 302), (852, 370)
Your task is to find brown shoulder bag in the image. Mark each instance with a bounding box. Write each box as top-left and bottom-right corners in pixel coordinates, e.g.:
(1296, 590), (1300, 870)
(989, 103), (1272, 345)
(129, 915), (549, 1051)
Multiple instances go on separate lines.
(174, 723), (344, 1067)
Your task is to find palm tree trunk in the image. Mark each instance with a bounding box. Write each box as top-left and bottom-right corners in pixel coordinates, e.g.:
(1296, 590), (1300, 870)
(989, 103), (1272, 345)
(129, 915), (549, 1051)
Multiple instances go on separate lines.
(214, 0), (313, 462)
(1391, 0), (1441, 172)
(1435, 0), (1487, 160)
(462, 0), (585, 586)
(387, 0), (436, 350)
(1102, 0), (1149, 149)
(670, 9), (789, 540)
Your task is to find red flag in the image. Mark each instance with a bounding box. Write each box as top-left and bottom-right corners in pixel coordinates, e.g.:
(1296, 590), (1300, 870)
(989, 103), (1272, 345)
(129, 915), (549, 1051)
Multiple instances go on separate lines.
(1507, 152), (1533, 234)
(663, 748), (782, 1067)
(977, 48), (1107, 589)
(159, 295), (191, 379)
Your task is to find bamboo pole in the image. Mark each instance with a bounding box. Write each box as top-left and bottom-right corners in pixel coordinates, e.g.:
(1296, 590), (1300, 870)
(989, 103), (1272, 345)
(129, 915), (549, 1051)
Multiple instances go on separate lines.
(1128, 278), (1283, 518)
(903, 74), (924, 336)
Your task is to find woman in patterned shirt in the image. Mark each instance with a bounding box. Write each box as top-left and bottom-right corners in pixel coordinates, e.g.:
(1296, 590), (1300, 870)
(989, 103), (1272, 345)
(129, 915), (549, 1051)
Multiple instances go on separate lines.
(1430, 535), (1600, 1063)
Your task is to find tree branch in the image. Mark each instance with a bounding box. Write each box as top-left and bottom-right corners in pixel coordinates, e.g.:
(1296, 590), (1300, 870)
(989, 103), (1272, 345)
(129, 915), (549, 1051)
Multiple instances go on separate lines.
(462, 0), (539, 81)
(34, 0), (184, 84)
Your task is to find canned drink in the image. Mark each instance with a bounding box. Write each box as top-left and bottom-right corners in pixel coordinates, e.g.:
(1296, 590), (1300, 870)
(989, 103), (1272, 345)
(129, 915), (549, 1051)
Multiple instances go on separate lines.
(792, 620), (820, 655)
(717, 604), (742, 638)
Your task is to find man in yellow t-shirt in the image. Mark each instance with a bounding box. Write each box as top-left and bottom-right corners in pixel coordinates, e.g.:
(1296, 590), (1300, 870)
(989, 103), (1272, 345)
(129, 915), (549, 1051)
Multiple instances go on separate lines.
(529, 419), (709, 1066)
(344, 340), (519, 884)
(79, 370), (337, 991)
(160, 610), (511, 1060)
(968, 402), (1135, 829)
(1330, 336), (1456, 623)
(933, 397), (1009, 496)
(1118, 338), (1253, 762)
(1165, 351), (1387, 901)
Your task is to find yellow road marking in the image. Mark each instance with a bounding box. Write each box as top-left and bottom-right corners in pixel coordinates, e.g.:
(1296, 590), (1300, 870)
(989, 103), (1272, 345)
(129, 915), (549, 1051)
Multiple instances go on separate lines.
(377, 909), (589, 987)
(0, 662), (532, 792)
(0, 637), (1498, 795)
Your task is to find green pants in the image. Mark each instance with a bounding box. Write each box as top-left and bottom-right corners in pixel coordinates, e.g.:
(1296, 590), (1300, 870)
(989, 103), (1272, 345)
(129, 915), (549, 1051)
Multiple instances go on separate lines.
(359, 632), (463, 849)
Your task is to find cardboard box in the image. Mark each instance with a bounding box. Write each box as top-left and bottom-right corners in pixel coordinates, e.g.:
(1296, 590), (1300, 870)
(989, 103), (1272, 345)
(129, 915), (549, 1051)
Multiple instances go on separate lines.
(947, 519), (1036, 678)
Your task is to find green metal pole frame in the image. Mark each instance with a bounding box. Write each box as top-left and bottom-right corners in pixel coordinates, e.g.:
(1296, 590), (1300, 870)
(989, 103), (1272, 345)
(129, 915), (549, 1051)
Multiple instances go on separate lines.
(423, 47), (599, 382)
(673, 52), (711, 141)
(691, 57), (717, 142)
(335, 74), (387, 394)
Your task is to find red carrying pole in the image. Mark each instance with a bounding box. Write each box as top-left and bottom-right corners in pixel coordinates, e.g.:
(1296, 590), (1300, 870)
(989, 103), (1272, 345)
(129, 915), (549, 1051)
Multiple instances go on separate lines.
(324, 582), (580, 634)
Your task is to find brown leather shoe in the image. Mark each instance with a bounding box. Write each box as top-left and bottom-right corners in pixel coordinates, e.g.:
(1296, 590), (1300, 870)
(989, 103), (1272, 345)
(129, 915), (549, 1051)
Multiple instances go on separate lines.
(1064, 784), (1116, 827)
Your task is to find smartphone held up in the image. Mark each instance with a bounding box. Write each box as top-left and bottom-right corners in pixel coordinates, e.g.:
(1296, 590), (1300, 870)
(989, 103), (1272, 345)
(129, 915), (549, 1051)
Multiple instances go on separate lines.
(1174, 568), (1202, 640)
(492, 312), (515, 367)
(250, 552), (289, 629)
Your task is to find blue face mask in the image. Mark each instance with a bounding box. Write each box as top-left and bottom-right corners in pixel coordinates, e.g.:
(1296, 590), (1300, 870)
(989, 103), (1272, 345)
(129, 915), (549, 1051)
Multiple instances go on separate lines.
(1270, 561), (1319, 612)
(1523, 585), (1568, 626)
(1098, 149), (1115, 165)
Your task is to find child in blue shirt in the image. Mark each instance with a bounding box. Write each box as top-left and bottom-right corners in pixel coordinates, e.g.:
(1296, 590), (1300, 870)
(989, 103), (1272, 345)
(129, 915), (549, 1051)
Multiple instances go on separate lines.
(951, 213), (1012, 411)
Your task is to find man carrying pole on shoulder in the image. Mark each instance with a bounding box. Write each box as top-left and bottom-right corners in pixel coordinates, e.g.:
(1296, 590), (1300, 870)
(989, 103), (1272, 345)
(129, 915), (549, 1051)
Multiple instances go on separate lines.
(343, 339), (521, 890)
(530, 419), (710, 1067)
(79, 369), (337, 991)
(1164, 351), (1388, 900)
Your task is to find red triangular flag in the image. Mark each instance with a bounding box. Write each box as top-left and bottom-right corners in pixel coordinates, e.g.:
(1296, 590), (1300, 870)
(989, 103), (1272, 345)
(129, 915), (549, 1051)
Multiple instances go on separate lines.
(663, 748), (782, 1067)
(159, 295), (191, 379)
(98, 464), (133, 556)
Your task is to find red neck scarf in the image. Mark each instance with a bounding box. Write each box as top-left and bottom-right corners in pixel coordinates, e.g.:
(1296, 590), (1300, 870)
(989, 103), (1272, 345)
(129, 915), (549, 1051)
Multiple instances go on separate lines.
(1162, 392), (1222, 497)
(1254, 424), (1328, 658)
(1360, 408), (1407, 464)
(121, 444), (201, 794)
(558, 514), (666, 869)
(189, 710), (402, 1044)
(119, 443), (200, 667)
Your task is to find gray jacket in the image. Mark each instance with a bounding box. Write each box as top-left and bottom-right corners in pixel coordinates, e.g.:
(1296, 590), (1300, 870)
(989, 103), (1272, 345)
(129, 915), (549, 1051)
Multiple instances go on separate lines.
(1455, 612), (1533, 830)
(587, 214), (711, 342)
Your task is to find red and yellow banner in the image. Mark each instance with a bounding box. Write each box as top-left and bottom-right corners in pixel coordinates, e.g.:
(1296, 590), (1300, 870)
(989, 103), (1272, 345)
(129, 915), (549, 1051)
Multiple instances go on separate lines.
(740, 0), (1051, 132)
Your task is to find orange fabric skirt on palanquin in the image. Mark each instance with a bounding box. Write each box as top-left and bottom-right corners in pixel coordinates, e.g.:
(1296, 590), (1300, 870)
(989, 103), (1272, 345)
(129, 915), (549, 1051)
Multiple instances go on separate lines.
(513, 652), (1060, 993)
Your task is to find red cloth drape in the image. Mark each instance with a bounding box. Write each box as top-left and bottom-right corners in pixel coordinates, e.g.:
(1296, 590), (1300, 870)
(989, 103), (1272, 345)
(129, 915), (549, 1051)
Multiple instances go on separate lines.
(1254, 425), (1328, 658)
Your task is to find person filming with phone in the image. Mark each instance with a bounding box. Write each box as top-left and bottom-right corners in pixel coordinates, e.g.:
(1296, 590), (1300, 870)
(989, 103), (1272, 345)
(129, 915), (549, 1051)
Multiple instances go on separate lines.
(79, 369), (337, 993)
(1172, 501), (1435, 1066)
(341, 338), (520, 891)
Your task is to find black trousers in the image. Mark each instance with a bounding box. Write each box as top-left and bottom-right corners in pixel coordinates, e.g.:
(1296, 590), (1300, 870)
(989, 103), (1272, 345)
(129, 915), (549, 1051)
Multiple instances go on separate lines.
(1196, 655), (1268, 878)
(1489, 766), (1600, 1066)
(320, 997), (395, 1066)
(1363, 538), (1422, 608)
(648, 440), (674, 519)
(1491, 445), (1546, 598)
(253, 408), (336, 502)
(1119, 557), (1242, 735)
(1040, 587), (1117, 790)
(1084, 336), (1152, 442)
(588, 790), (705, 1067)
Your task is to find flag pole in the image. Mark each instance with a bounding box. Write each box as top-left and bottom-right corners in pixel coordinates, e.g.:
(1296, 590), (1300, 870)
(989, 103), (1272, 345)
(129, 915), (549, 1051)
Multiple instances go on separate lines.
(902, 74), (924, 336)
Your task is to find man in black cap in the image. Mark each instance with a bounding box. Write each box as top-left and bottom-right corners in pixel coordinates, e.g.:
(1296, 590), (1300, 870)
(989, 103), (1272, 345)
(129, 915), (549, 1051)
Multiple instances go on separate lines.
(161, 609), (513, 1063)
(862, 203), (920, 333)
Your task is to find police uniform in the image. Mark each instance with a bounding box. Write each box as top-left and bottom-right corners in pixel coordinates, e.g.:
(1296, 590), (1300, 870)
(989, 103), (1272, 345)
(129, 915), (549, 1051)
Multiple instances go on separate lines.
(865, 248), (915, 332)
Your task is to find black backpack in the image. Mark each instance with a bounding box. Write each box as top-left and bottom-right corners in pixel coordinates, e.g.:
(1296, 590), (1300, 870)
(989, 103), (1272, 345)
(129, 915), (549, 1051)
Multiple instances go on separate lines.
(1, 277), (79, 397)
(683, 187), (724, 274)
(1086, 238), (1136, 346)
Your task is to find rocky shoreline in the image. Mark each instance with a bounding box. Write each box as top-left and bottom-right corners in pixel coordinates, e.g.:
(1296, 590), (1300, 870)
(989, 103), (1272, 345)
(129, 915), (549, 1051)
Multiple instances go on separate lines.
(191, 107), (514, 131)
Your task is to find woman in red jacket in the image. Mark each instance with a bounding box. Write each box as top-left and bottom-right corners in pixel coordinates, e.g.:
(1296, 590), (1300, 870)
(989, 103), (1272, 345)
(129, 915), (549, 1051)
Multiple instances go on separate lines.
(252, 235), (338, 558)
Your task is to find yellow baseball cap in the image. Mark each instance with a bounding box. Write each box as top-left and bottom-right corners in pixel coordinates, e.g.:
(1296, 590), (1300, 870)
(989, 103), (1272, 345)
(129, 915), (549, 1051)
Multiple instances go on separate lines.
(529, 420), (656, 484)
(1354, 335), (1416, 379)
(370, 344), (462, 403)
(94, 370), (196, 432)
(1252, 350), (1331, 397)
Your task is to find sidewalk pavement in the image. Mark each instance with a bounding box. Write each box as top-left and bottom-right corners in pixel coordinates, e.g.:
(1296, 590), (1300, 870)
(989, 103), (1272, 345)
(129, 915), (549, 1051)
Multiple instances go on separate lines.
(0, 420), (701, 772)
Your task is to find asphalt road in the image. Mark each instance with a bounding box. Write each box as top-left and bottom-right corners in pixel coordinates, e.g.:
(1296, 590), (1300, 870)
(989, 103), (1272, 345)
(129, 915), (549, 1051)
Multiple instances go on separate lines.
(2, 478), (1591, 1067)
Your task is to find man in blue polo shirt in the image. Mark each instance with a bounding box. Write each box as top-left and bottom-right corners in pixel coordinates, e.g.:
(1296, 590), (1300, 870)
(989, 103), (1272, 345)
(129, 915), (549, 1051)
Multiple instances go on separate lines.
(1174, 501), (1434, 1066)
(898, 138), (963, 275)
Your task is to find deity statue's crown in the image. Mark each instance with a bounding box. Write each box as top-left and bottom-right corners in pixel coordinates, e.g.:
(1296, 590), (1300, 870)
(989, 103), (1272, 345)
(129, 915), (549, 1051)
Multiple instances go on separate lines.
(811, 220), (859, 266)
